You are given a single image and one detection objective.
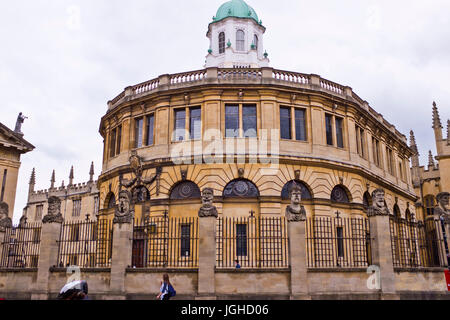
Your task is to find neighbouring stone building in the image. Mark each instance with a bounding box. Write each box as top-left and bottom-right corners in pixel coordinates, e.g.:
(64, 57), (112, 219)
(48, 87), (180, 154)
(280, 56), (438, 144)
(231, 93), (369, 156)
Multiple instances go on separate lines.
(410, 102), (450, 221)
(0, 115), (34, 220)
(1, 0), (449, 300)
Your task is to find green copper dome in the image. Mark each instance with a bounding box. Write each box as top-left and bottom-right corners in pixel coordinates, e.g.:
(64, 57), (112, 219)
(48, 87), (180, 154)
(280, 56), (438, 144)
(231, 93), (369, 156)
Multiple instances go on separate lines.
(213, 0), (260, 24)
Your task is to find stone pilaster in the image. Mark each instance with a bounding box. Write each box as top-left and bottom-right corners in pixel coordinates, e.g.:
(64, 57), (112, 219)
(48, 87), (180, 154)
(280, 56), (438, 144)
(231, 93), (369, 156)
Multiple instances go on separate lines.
(109, 221), (134, 300)
(368, 215), (398, 299)
(196, 216), (216, 299)
(288, 219), (310, 300)
(31, 221), (63, 300)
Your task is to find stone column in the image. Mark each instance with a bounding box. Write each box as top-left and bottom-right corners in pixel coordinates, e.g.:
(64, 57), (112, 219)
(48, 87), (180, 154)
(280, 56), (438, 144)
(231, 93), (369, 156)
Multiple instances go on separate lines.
(32, 220), (63, 300)
(368, 214), (398, 299)
(288, 219), (309, 299)
(109, 222), (134, 300)
(196, 216), (216, 300)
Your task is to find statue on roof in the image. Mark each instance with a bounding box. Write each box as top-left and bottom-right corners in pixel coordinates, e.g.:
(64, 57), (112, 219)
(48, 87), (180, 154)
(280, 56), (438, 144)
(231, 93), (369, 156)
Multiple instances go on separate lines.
(14, 112), (28, 134)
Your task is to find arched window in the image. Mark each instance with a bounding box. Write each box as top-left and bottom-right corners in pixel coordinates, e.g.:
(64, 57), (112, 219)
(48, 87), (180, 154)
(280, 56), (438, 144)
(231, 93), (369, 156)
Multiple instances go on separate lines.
(106, 193), (116, 209)
(236, 30), (245, 51)
(331, 185), (350, 203)
(363, 191), (372, 210)
(132, 186), (150, 204)
(253, 34), (258, 50)
(223, 179), (259, 198)
(281, 180), (312, 200)
(170, 181), (201, 200)
(219, 32), (225, 54)
(424, 195), (435, 216)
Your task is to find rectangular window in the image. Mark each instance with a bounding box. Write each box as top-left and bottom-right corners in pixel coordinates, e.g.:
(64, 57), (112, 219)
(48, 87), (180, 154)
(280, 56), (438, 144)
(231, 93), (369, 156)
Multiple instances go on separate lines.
(72, 199), (81, 218)
(280, 107), (292, 140)
(135, 118), (144, 148)
(335, 117), (344, 148)
(110, 128), (116, 158)
(325, 114), (333, 146)
(372, 138), (380, 167)
(337, 227), (344, 258)
(386, 148), (394, 175)
(146, 115), (154, 146)
(243, 105), (257, 138)
(189, 107), (202, 140)
(295, 109), (307, 141)
(116, 125), (122, 155)
(35, 205), (43, 221)
(1, 169), (7, 202)
(225, 105), (240, 138)
(174, 109), (186, 142)
(180, 224), (191, 257)
(359, 128), (365, 157)
(236, 224), (248, 257)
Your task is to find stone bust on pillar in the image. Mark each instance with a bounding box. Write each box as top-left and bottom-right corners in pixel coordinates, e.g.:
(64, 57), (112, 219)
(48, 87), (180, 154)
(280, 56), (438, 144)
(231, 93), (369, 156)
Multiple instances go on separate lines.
(0, 202), (13, 232)
(367, 188), (390, 217)
(285, 184), (306, 222)
(42, 196), (64, 224)
(114, 190), (134, 224)
(435, 192), (450, 224)
(198, 188), (218, 218)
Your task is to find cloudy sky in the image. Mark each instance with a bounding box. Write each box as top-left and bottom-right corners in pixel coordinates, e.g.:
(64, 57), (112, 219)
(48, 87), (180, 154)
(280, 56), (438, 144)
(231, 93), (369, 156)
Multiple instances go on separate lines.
(1, 0), (449, 223)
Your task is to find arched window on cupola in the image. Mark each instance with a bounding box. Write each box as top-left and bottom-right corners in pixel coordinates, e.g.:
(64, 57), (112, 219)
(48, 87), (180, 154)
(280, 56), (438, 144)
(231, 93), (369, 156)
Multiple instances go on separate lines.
(219, 32), (225, 54)
(253, 34), (258, 50)
(236, 30), (245, 51)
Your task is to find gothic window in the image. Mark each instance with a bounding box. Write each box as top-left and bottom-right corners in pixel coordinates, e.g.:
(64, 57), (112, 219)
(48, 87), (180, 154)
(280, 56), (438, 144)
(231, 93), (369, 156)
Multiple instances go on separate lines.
(170, 181), (201, 200)
(331, 185), (350, 203)
(223, 179), (259, 198)
(132, 186), (150, 204)
(405, 209), (412, 221)
(424, 195), (435, 217)
(236, 30), (245, 51)
(72, 199), (81, 217)
(35, 205), (43, 221)
(106, 193), (116, 209)
(219, 32), (225, 54)
(281, 180), (312, 200)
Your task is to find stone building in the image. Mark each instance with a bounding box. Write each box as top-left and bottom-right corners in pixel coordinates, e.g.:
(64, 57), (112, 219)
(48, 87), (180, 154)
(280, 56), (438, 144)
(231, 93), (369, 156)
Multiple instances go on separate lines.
(1, 0), (448, 300)
(23, 163), (100, 223)
(410, 102), (450, 220)
(0, 117), (34, 219)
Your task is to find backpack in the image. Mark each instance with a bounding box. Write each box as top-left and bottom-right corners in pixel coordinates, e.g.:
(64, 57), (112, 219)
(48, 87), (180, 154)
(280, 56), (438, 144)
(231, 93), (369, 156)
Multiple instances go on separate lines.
(168, 284), (176, 298)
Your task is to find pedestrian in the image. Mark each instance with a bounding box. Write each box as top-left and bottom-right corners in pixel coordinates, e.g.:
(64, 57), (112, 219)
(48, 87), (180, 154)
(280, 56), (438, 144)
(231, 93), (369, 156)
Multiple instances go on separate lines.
(156, 274), (176, 300)
(235, 260), (241, 269)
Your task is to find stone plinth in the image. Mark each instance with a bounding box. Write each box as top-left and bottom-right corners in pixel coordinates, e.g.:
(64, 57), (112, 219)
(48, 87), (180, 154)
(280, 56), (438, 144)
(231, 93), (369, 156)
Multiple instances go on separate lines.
(288, 220), (310, 299)
(109, 222), (133, 299)
(31, 221), (62, 300)
(197, 216), (216, 299)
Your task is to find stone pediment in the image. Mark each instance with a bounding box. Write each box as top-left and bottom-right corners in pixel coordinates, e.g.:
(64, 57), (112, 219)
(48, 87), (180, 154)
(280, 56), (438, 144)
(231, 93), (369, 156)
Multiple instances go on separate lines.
(0, 122), (34, 153)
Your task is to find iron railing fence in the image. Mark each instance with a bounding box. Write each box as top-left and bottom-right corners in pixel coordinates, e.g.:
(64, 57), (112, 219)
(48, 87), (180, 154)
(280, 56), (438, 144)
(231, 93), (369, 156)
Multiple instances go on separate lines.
(389, 217), (448, 268)
(132, 217), (199, 268)
(306, 216), (371, 269)
(0, 222), (42, 269)
(57, 219), (113, 268)
(216, 216), (289, 269)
